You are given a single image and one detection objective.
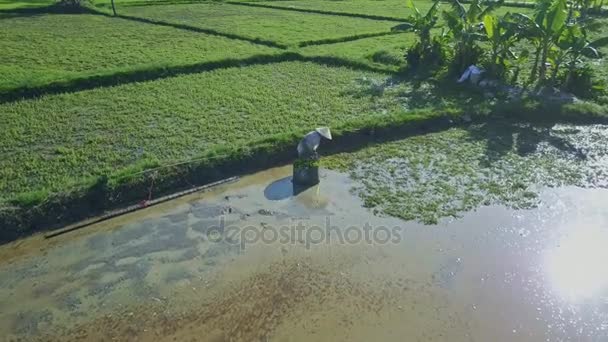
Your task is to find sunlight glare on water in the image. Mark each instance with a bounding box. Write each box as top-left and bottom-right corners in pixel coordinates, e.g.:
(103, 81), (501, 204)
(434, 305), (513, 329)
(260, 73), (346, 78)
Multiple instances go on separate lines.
(545, 225), (608, 301)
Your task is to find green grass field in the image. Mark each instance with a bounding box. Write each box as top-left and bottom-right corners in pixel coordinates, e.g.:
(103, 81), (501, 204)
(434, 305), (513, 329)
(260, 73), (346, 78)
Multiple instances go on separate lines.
(0, 61), (403, 201)
(0, 0), (417, 201)
(229, 0), (534, 22)
(0, 12), (277, 93)
(0, 0), (205, 9)
(0, 0), (51, 9)
(241, 0), (433, 20)
(299, 33), (414, 71)
(119, 3), (398, 47)
(1, 0), (607, 231)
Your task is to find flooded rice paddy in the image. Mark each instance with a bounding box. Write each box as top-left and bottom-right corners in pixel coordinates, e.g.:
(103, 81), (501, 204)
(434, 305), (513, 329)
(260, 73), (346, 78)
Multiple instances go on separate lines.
(0, 122), (607, 342)
(323, 121), (608, 223)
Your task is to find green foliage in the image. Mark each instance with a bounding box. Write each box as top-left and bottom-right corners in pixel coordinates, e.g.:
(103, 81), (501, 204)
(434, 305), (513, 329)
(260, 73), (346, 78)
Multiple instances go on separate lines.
(405, 36), (448, 69)
(571, 0), (606, 18)
(561, 64), (606, 98)
(392, 0), (440, 50)
(442, 0), (504, 74)
(391, 0), (447, 69)
(482, 13), (520, 78)
(515, 0), (607, 89)
(9, 189), (49, 207)
(293, 158), (320, 169)
(371, 49), (403, 66)
(556, 25), (608, 90)
(505, 0), (569, 86)
(401, 0), (608, 93)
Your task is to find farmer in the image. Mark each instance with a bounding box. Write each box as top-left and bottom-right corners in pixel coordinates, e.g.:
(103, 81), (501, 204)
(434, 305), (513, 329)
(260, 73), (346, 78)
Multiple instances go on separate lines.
(297, 127), (332, 158)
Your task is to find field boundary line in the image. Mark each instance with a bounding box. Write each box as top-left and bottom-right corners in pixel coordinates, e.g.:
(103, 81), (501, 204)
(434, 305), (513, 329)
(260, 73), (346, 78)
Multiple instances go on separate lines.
(226, 1), (405, 22)
(298, 31), (403, 47)
(114, 13), (289, 49)
(0, 52), (393, 103)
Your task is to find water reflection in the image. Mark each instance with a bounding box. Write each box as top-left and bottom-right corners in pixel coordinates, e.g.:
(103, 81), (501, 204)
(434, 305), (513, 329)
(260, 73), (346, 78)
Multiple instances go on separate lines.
(545, 225), (608, 301)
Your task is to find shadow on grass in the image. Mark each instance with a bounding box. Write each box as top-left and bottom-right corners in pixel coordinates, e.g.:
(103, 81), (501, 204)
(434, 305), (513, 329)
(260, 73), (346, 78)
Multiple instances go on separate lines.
(343, 68), (476, 104)
(345, 67), (602, 164)
(0, 52), (393, 103)
(298, 31), (400, 47)
(226, 1), (405, 22)
(0, 3), (99, 19)
(114, 13), (289, 49)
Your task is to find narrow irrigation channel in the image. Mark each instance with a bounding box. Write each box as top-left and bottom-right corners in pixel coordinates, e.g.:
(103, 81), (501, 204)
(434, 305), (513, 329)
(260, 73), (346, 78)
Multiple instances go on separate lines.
(1, 121), (607, 342)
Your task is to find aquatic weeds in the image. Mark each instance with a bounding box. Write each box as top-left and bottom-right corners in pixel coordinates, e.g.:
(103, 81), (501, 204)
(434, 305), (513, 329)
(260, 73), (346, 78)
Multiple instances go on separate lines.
(323, 121), (608, 224)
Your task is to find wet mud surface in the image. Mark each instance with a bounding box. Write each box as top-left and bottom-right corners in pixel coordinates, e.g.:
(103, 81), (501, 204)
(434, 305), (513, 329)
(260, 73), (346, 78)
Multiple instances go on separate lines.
(0, 122), (607, 341)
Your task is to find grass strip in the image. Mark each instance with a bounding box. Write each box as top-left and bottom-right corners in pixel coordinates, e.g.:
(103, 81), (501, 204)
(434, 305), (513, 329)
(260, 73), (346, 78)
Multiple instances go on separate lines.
(298, 31), (402, 47)
(113, 13), (289, 49)
(2, 98), (607, 243)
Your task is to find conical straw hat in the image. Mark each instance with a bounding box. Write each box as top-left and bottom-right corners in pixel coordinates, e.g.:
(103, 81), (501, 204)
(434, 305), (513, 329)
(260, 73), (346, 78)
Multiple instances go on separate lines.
(315, 127), (332, 140)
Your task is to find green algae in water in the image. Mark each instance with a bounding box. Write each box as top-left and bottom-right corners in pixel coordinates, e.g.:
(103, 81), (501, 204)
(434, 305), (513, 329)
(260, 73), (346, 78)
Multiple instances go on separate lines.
(322, 122), (608, 224)
(294, 158), (320, 169)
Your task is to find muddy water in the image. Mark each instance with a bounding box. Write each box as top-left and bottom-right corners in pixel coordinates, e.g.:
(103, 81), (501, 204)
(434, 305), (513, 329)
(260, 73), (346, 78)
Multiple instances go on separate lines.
(1, 166), (607, 341)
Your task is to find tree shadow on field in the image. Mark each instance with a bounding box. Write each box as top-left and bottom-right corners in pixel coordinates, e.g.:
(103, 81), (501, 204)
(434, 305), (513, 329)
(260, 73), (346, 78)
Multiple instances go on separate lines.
(344, 66), (593, 167)
(0, 3), (98, 19)
(344, 70), (488, 111)
(464, 121), (588, 167)
(0, 52), (392, 104)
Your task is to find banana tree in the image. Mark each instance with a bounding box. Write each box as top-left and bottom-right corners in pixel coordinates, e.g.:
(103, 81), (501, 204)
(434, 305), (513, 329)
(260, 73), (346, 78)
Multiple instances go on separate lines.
(392, 0), (442, 67)
(508, 0), (569, 87)
(442, 0), (504, 74)
(572, 0), (604, 18)
(557, 25), (608, 89)
(483, 14), (521, 78)
(392, 0), (441, 49)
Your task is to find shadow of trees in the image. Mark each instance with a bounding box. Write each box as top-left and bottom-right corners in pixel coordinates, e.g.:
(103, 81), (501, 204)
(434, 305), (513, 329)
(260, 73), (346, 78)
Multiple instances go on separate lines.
(344, 67), (600, 168)
(0, 3), (98, 19)
(465, 121), (588, 166)
(0, 52), (393, 103)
